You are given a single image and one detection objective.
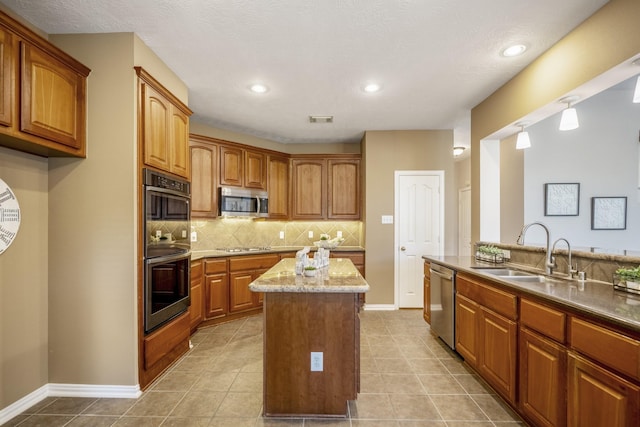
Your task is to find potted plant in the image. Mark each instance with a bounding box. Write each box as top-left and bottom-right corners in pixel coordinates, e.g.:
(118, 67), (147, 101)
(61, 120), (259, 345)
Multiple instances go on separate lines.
(615, 266), (640, 291)
(304, 266), (317, 277)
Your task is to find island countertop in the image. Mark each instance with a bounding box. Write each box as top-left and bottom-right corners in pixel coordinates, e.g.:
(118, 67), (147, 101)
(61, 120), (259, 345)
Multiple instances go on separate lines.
(249, 258), (370, 293)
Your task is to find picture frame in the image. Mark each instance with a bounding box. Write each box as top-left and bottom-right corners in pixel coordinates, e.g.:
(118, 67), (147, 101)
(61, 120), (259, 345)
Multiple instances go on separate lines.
(591, 197), (627, 230)
(544, 183), (580, 216)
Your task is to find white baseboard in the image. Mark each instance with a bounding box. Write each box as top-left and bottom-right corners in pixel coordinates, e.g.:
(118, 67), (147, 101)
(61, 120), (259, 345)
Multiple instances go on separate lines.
(48, 383), (142, 399)
(363, 304), (397, 310)
(0, 383), (142, 425)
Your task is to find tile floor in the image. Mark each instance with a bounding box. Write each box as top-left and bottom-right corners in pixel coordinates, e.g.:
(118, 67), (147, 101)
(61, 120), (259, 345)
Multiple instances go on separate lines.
(3, 309), (527, 426)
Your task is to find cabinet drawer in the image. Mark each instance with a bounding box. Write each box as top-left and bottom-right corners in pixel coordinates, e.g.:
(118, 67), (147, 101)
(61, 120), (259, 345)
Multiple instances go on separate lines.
(521, 298), (566, 343)
(144, 312), (190, 369)
(570, 317), (640, 381)
(230, 254), (280, 271)
(205, 258), (228, 275)
(191, 260), (203, 281)
(331, 252), (364, 265)
(457, 275), (517, 320)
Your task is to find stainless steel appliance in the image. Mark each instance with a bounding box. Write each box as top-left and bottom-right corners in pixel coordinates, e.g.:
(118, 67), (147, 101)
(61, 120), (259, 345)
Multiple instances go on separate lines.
(143, 169), (191, 334)
(219, 186), (268, 217)
(429, 263), (456, 349)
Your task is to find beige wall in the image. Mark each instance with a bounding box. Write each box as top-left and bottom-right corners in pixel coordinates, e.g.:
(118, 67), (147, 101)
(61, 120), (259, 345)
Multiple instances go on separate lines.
(47, 33), (139, 386)
(499, 135), (524, 242)
(362, 130), (455, 305)
(0, 147), (48, 408)
(190, 121), (361, 154)
(471, 0), (640, 243)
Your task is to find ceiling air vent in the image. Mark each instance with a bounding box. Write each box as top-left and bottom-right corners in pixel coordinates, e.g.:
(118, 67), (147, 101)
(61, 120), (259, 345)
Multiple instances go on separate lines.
(309, 115), (333, 123)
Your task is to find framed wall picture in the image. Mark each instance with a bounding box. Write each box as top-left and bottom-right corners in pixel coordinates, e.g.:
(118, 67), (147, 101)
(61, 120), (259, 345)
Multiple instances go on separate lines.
(544, 183), (580, 216)
(591, 197), (627, 230)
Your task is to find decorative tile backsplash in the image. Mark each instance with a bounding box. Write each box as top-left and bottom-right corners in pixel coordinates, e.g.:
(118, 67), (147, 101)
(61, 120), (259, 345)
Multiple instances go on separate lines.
(190, 219), (363, 250)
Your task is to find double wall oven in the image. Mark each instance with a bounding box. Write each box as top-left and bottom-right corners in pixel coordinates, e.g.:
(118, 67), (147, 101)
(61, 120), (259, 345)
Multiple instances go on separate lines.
(143, 169), (191, 334)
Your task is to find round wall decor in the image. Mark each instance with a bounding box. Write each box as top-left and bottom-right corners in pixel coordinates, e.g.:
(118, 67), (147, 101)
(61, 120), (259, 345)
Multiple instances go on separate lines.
(0, 178), (21, 254)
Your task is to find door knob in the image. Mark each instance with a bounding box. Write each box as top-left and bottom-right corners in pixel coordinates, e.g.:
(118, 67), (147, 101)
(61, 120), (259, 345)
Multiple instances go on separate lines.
(400, 246), (406, 251)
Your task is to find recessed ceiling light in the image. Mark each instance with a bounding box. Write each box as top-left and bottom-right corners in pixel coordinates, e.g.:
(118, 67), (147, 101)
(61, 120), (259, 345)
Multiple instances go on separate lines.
(363, 83), (381, 93)
(249, 83), (268, 93)
(502, 44), (527, 57)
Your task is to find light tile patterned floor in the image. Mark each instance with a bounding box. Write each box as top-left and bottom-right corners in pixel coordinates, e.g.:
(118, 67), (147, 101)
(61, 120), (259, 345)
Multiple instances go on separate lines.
(3, 309), (527, 426)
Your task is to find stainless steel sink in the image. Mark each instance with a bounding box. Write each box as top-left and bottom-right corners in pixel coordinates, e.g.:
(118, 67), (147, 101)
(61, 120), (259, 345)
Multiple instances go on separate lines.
(472, 268), (536, 277)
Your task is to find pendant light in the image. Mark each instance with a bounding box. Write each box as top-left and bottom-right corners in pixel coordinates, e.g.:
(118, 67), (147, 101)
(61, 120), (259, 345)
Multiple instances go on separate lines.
(515, 124), (531, 149)
(559, 96), (580, 131)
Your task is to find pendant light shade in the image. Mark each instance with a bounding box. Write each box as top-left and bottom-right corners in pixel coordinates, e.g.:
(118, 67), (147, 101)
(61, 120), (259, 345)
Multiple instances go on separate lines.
(633, 75), (640, 103)
(516, 127), (531, 149)
(559, 105), (579, 131)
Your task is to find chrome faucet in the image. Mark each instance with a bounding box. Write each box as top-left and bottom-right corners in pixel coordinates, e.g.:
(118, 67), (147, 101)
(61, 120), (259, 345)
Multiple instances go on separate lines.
(551, 238), (577, 278)
(517, 222), (554, 275)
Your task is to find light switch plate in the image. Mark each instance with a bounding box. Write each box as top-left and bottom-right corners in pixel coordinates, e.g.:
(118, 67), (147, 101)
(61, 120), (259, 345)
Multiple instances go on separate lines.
(311, 352), (323, 371)
(308, 231), (314, 238)
(381, 215), (394, 224)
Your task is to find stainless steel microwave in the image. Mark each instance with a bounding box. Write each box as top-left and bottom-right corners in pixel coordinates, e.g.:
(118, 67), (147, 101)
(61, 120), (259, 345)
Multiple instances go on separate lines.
(219, 187), (268, 217)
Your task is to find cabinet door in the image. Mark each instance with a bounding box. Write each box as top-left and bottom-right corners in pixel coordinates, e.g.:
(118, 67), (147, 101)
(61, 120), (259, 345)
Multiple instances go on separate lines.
(170, 106), (189, 178)
(190, 278), (204, 330)
(190, 141), (218, 218)
(568, 352), (640, 427)
(205, 273), (228, 319)
(291, 158), (326, 219)
(252, 268), (269, 306)
(520, 327), (567, 427)
(220, 145), (243, 187)
(479, 307), (517, 404)
(229, 271), (254, 312)
(268, 155), (289, 219)
(141, 82), (170, 172)
(245, 150), (267, 189)
(455, 294), (480, 367)
(327, 159), (360, 219)
(0, 26), (13, 127)
(20, 42), (86, 150)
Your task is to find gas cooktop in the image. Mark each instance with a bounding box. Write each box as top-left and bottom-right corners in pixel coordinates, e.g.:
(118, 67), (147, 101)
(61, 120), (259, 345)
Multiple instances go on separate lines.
(219, 247), (272, 253)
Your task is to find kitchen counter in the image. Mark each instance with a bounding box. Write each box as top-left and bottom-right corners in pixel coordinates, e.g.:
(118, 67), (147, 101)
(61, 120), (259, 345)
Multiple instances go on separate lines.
(423, 255), (640, 333)
(251, 258), (367, 417)
(191, 245), (364, 261)
(248, 258), (369, 293)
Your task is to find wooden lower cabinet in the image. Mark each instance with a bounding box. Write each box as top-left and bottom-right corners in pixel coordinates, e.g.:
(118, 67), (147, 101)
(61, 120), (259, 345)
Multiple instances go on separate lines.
(423, 262), (431, 324)
(229, 271), (256, 312)
(204, 258), (228, 320)
(479, 306), (517, 403)
(189, 260), (204, 331)
(568, 352), (640, 427)
(455, 293), (480, 367)
(519, 327), (567, 427)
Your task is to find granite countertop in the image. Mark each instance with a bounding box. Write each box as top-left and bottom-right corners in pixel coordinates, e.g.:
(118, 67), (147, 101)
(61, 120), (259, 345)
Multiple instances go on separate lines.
(248, 258), (370, 293)
(423, 255), (640, 333)
(191, 246), (364, 261)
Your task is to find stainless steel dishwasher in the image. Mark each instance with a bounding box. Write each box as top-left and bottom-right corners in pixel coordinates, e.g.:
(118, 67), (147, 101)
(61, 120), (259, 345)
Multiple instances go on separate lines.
(429, 263), (456, 350)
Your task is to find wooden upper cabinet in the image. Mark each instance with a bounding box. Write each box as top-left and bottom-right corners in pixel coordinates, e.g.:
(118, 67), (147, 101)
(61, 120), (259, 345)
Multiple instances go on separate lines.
(20, 42), (86, 150)
(136, 67), (192, 179)
(328, 159), (360, 219)
(291, 158), (326, 219)
(267, 155), (289, 219)
(220, 145), (243, 186)
(0, 25), (13, 127)
(245, 150), (267, 189)
(0, 12), (90, 157)
(190, 138), (218, 218)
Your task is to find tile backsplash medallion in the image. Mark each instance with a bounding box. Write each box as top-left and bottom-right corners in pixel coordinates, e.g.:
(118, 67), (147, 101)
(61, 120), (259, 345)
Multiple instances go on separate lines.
(190, 219), (363, 250)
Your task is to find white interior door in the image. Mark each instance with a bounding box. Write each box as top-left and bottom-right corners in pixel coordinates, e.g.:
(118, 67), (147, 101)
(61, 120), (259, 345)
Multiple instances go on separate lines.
(395, 171), (443, 308)
(459, 187), (472, 256)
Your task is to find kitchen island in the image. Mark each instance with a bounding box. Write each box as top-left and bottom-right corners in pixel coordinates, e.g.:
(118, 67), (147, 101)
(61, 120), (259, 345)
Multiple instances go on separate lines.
(249, 258), (369, 417)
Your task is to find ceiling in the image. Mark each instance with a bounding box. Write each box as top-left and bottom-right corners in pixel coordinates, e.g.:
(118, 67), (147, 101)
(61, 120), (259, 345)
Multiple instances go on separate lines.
(0, 0), (609, 146)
